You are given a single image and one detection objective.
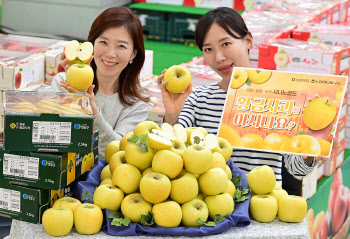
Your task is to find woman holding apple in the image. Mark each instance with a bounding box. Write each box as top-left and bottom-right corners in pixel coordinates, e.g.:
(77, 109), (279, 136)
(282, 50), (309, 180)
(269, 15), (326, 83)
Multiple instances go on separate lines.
(51, 7), (149, 159)
(158, 7), (328, 195)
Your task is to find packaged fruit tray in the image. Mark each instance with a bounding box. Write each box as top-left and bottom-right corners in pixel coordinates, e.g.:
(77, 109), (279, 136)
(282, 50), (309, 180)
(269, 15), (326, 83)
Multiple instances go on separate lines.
(5, 91), (92, 116)
(0, 50), (30, 65)
(0, 34), (59, 53)
(75, 159), (251, 236)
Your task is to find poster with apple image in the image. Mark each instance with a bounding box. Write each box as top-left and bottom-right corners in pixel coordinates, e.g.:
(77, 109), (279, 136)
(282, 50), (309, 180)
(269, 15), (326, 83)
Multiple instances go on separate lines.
(218, 67), (348, 157)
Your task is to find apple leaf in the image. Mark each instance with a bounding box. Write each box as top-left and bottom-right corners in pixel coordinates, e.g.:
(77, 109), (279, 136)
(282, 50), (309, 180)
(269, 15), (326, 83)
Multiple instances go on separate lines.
(141, 212), (155, 226)
(127, 135), (139, 143)
(111, 217), (131, 227)
(139, 134), (148, 144)
(297, 132), (304, 135)
(234, 188), (249, 202)
(213, 214), (226, 223)
(231, 175), (242, 186)
(137, 142), (149, 153)
(246, 78), (252, 86)
(198, 218), (216, 227)
(108, 211), (120, 219)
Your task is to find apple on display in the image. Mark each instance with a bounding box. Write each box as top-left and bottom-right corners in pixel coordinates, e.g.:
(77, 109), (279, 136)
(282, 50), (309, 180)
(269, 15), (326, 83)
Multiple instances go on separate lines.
(164, 65), (191, 94)
(66, 63), (94, 91)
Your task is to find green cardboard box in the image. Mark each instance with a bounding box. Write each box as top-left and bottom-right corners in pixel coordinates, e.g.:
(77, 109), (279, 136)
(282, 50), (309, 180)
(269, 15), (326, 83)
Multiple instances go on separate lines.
(0, 130), (99, 190)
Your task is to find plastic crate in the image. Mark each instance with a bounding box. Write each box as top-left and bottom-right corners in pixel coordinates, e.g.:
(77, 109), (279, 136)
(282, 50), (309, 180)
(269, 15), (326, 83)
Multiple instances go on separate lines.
(166, 13), (202, 46)
(134, 9), (168, 42)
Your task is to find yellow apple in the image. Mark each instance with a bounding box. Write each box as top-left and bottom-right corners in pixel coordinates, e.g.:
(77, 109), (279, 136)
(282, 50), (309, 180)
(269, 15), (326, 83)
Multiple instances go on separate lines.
(100, 165), (112, 182)
(181, 199), (209, 227)
(209, 152), (226, 170)
(100, 178), (113, 186)
(93, 184), (124, 211)
(170, 172), (198, 204)
(268, 188), (288, 203)
(147, 132), (172, 150)
(13, 101), (38, 113)
(247, 69), (272, 84)
(66, 63), (94, 91)
(52, 196), (82, 214)
(152, 200), (182, 227)
(109, 151), (126, 174)
(205, 193), (234, 218)
(185, 127), (208, 145)
(247, 165), (276, 195)
(121, 193), (152, 223)
(125, 142), (155, 170)
(183, 144), (213, 174)
(213, 137), (234, 162)
(250, 195), (278, 223)
(231, 68), (248, 88)
(141, 167), (155, 177)
(278, 195), (307, 222)
(120, 131), (133, 151)
(318, 140), (331, 156)
(280, 135), (321, 155)
(242, 133), (265, 149)
(225, 165), (233, 179)
(139, 172), (171, 204)
(74, 203), (103, 235)
(303, 98), (337, 130)
(42, 207), (73, 236)
(152, 150), (183, 179)
(218, 124), (242, 148)
(336, 85), (345, 103)
(161, 123), (187, 142)
(199, 168), (228, 196)
(65, 40), (93, 64)
(169, 138), (187, 157)
(104, 140), (120, 164)
(264, 133), (288, 151)
(133, 120), (160, 137)
(163, 65), (191, 94)
(224, 179), (236, 197)
(195, 193), (206, 201)
(112, 163), (141, 194)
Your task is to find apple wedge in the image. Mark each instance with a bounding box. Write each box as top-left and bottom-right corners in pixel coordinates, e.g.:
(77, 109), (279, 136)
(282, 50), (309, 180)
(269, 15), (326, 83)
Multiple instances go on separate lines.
(65, 40), (93, 64)
(148, 131), (173, 150)
(161, 123), (187, 142)
(203, 134), (219, 151)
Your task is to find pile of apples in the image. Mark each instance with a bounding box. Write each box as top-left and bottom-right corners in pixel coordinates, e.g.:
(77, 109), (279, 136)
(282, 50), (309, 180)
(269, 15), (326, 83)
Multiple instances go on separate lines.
(42, 121), (238, 236)
(247, 165), (308, 223)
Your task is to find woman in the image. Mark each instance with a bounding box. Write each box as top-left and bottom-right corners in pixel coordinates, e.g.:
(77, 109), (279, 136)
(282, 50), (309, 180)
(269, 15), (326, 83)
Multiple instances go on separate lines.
(51, 7), (149, 159)
(158, 7), (326, 194)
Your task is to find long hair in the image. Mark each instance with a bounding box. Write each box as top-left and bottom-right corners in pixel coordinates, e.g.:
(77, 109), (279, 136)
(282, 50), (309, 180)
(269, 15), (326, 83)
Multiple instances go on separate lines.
(195, 7), (251, 51)
(88, 7), (148, 105)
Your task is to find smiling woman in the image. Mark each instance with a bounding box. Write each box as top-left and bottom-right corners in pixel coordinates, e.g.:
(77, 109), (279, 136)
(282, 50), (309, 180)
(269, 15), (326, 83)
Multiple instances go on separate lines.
(50, 7), (149, 159)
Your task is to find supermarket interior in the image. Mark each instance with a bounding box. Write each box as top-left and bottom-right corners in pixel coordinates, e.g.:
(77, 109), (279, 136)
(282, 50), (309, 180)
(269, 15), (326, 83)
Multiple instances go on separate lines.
(0, 0), (350, 238)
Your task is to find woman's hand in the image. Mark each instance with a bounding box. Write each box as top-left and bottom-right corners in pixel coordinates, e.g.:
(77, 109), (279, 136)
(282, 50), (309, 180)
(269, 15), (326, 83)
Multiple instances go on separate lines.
(303, 136), (338, 165)
(157, 69), (192, 125)
(59, 51), (94, 72)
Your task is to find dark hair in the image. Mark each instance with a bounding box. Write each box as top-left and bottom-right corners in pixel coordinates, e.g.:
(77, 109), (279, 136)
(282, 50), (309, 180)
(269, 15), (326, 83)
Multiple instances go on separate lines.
(88, 7), (148, 105)
(195, 7), (251, 51)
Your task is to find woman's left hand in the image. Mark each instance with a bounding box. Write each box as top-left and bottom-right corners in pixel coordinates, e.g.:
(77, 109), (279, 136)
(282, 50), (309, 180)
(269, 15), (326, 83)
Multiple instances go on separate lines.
(303, 136), (338, 165)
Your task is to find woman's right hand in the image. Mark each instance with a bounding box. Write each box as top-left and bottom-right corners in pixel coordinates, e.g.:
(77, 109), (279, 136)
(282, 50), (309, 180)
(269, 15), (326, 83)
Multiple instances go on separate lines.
(157, 69), (193, 125)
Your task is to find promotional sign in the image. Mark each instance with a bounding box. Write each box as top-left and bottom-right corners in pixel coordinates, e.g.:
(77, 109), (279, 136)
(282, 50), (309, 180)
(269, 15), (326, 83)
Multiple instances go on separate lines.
(218, 67), (348, 157)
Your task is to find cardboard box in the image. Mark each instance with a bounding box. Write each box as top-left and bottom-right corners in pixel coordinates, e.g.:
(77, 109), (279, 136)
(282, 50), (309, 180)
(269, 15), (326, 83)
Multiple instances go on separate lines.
(258, 39), (350, 76)
(0, 130), (98, 190)
(317, 162), (325, 181)
(302, 166), (317, 200)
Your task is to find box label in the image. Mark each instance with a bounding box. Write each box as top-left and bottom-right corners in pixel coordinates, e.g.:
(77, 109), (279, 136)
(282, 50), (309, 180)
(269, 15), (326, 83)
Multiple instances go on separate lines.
(3, 153), (39, 180)
(32, 121), (71, 144)
(67, 153), (76, 185)
(0, 188), (20, 212)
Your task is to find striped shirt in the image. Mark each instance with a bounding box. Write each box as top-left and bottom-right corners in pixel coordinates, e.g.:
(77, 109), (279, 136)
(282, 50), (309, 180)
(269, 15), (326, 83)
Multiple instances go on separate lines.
(178, 82), (317, 184)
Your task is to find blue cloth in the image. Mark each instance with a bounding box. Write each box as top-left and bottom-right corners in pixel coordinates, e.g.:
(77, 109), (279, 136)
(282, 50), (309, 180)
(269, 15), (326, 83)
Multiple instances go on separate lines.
(76, 159), (251, 236)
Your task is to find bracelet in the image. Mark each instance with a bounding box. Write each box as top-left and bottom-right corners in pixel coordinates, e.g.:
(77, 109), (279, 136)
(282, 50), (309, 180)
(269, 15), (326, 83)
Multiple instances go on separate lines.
(93, 108), (100, 119)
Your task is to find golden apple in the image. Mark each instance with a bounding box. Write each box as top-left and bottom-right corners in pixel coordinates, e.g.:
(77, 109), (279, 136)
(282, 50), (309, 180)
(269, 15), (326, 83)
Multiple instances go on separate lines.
(121, 193), (152, 223)
(100, 178), (113, 186)
(169, 138), (187, 157)
(213, 137), (234, 162)
(205, 193), (234, 218)
(231, 68), (248, 88)
(147, 132), (172, 150)
(318, 140), (331, 156)
(170, 172), (198, 204)
(161, 123), (188, 143)
(247, 69), (272, 84)
(109, 151), (126, 174)
(74, 203), (103, 235)
(280, 135), (321, 155)
(112, 163), (141, 194)
(100, 164), (112, 182)
(225, 165), (233, 179)
(152, 200), (182, 227)
(183, 144), (213, 175)
(268, 188), (288, 203)
(133, 120), (160, 137)
(139, 172), (171, 204)
(278, 195), (307, 222)
(120, 131), (133, 151)
(336, 85), (345, 103)
(224, 179), (236, 197)
(181, 199), (209, 227)
(274, 181), (282, 190)
(209, 152), (226, 170)
(247, 165), (276, 195)
(65, 40), (93, 64)
(250, 195), (278, 223)
(185, 127), (208, 145)
(152, 150), (183, 179)
(141, 167), (155, 177)
(242, 133), (264, 149)
(52, 196), (82, 214)
(104, 140), (120, 164)
(198, 168), (228, 196)
(93, 184), (124, 211)
(303, 98), (336, 130)
(218, 124), (242, 149)
(66, 64), (94, 91)
(42, 207), (73, 236)
(264, 133), (288, 151)
(125, 142), (155, 170)
(163, 65), (191, 94)
(195, 193), (206, 201)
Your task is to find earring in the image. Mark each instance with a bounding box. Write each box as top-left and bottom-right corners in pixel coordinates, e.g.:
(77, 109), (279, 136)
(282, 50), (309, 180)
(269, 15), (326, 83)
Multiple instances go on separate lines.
(129, 60), (133, 64)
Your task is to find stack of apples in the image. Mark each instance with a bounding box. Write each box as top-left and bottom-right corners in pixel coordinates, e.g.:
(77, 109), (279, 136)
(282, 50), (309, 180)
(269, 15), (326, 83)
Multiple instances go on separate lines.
(248, 165), (308, 223)
(96, 121), (237, 228)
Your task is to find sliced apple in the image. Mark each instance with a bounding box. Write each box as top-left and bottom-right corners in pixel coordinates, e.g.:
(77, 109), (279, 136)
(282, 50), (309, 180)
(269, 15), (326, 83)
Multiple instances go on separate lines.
(190, 131), (205, 145)
(65, 40), (93, 64)
(203, 134), (218, 151)
(160, 123), (176, 141)
(173, 124), (187, 142)
(148, 133), (172, 150)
